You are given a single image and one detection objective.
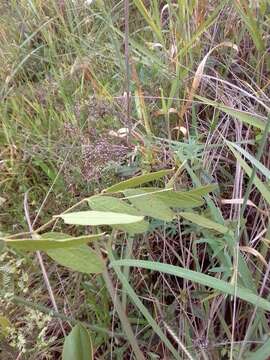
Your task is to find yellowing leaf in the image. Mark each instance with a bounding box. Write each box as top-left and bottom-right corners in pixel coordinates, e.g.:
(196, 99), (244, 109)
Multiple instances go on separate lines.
(180, 42), (238, 120)
(240, 246), (267, 268)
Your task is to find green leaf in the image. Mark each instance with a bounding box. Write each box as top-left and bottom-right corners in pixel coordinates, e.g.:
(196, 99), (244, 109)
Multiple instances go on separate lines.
(133, 0), (163, 43)
(62, 324), (93, 360)
(3, 233), (103, 251)
(179, 212), (230, 234)
(126, 185), (215, 208)
(196, 95), (269, 132)
(104, 169), (173, 193)
(124, 189), (175, 221)
(116, 221), (149, 235)
(88, 196), (149, 234)
(88, 196), (141, 215)
(57, 211), (144, 226)
(33, 159), (58, 183)
(233, 0), (265, 53)
(154, 190), (204, 208)
(227, 141), (270, 180)
(187, 184), (218, 197)
(47, 245), (104, 274)
(112, 260), (270, 312)
(246, 338), (270, 360)
(227, 144), (270, 204)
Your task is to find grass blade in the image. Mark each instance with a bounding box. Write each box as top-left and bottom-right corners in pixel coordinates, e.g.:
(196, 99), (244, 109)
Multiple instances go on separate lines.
(109, 254), (183, 359)
(133, 0), (163, 43)
(227, 141), (270, 180)
(196, 95), (269, 132)
(227, 144), (270, 204)
(112, 260), (270, 312)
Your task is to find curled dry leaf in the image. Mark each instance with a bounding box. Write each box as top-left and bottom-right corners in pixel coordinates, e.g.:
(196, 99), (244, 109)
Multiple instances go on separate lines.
(240, 246), (268, 268)
(179, 42), (238, 123)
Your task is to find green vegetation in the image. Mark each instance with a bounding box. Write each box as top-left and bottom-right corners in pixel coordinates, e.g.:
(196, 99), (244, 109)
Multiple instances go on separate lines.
(0, 0), (270, 359)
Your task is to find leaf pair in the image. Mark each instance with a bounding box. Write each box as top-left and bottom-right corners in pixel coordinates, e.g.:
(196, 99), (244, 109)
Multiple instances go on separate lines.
(59, 170), (216, 234)
(88, 196), (149, 235)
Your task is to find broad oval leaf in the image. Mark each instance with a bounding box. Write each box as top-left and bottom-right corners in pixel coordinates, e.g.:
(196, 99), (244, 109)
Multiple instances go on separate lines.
(4, 232), (104, 251)
(124, 189), (175, 221)
(104, 169), (173, 193)
(88, 195), (141, 215)
(179, 212), (230, 234)
(153, 190), (204, 208)
(88, 196), (149, 234)
(124, 186), (215, 208)
(57, 211), (144, 226)
(63, 324), (93, 360)
(47, 245), (104, 273)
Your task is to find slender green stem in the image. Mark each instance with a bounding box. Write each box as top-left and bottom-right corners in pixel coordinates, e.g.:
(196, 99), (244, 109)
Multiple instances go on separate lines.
(108, 247), (182, 359)
(236, 114), (270, 359)
(95, 244), (145, 360)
